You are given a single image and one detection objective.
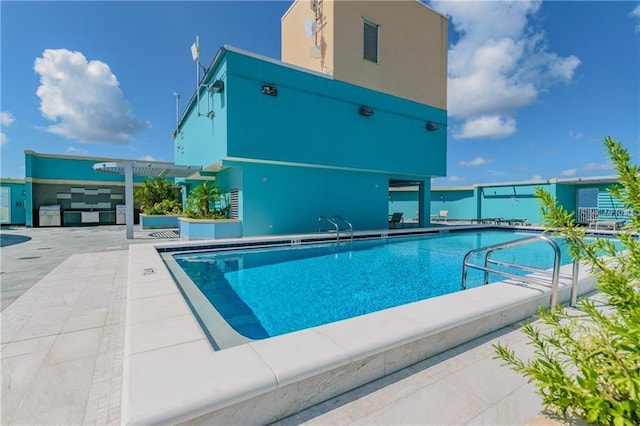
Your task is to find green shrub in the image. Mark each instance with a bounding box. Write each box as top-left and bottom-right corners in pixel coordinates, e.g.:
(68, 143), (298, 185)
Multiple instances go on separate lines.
(494, 136), (640, 425)
(144, 199), (182, 215)
(134, 177), (182, 214)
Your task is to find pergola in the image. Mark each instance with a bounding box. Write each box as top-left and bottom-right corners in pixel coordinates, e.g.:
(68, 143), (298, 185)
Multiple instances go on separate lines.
(93, 161), (201, 239)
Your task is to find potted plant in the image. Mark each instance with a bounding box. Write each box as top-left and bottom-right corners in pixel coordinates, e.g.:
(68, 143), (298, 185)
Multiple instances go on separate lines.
(178, 181), (241, 240)
(134, 177), (182, 229)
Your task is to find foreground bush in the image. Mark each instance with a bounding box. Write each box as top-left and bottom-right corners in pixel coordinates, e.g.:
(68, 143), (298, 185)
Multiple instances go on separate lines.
(494, 136), (640, 425)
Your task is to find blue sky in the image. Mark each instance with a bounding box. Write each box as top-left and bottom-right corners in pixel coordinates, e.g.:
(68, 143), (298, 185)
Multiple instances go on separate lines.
(1, 1), (639, 185)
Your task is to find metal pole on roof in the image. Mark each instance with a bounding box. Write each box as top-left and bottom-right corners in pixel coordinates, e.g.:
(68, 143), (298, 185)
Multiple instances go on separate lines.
(124, 161), (134, 239)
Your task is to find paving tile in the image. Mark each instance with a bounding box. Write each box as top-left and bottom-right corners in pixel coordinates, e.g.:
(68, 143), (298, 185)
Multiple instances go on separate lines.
(9, 356), (96, 425)
(10, 306), (73, 341)
(1, 335), (56, 359)
(45, 327), (103, 365)
(62, 307), (108, 332)
(465, 382), (543, 425)
(1, 350), (50, 424)
(443, 349), (530, 406)
(364, 378), (487, 425)
(127, 313), (204, 354)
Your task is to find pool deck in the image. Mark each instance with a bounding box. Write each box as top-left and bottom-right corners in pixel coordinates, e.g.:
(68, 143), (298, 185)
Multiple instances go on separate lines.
(1, 224), (600, 425)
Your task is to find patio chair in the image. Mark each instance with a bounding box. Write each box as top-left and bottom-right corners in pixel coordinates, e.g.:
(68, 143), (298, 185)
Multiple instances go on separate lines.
(438, 210), (448, 223)
(388, 212), (404, 229)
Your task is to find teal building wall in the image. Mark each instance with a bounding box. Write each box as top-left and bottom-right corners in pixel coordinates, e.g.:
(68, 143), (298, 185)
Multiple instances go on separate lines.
(23, 151), (156, 227)
(175, 48), (447, 236)
(478, 183), (552, 224)
(0, 180), (27, 225)
(555, 183), (578, 215)
(430, 188), (476, 220)
(389, 190), (420, 221)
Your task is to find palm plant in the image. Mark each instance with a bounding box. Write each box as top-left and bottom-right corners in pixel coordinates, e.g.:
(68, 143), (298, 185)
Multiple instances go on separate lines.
(185, 181), (228, 219)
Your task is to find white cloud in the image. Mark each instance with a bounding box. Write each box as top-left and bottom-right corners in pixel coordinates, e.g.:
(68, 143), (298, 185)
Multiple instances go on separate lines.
(1, 111), (15, 126)
(1, 111), (15, 145)
(459, 156), (490, 167)
(489, 169), (506, 176)
(531, 174), (543, 181)
(432, 0), (580, 139)
(447, 176), (465, 182)
(583, 162), (614, 171)
(34, 49), (150, 144)
(66, 146), (88, 155)
(138, 155), (159, 161)
(560, 168), (578, 177)
(454, 115), (516, 139)
(631, 3), (640, 32)
(569, 130), (583, 140)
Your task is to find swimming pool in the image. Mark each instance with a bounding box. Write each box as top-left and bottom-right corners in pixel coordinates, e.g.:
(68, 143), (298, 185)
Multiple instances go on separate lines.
(169, 229), (575, 341)
(126, 226), (607, 424)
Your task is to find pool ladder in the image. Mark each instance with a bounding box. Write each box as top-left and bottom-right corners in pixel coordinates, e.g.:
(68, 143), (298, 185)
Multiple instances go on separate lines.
(461, 235), (579, 308)
(318, 215), (353, 243)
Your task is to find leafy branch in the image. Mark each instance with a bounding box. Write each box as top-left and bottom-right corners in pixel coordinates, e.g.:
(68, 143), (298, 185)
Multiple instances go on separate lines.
(493, 136), (640, 425)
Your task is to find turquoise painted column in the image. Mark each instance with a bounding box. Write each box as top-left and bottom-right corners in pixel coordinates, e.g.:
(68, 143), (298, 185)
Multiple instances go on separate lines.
(124, 161), (134, 239)
(25, 181), (33, 227)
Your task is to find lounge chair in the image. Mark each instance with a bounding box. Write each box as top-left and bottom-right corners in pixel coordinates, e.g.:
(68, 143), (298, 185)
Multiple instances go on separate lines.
(589, 220), (625, 231)
(388, 212), (404, 229)
(504, 218), (528, 226)
(438, 210), (448, 223)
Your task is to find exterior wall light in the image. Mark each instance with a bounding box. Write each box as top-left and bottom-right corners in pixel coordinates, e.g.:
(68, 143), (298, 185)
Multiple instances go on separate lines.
(359, 105), (374, 117)
(426, 121), (439, 131)
(209, 80), (224, 93)
(262, 85), (278, 96)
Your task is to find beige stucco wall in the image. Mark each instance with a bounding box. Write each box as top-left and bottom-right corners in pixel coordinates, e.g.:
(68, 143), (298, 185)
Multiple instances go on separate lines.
(281, 0), (335, 75)
(281, 0), (447, 109)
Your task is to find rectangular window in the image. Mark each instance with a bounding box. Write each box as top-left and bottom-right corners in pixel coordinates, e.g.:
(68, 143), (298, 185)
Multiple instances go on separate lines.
(363, 20), (379, 63)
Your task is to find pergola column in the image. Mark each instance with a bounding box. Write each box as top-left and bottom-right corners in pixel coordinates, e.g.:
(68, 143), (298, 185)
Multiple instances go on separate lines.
(124, 161), (134, 239)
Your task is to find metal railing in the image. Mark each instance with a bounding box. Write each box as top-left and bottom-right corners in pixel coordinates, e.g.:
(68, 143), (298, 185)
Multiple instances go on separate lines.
(577, 207), (635, 224)
(461, 235), (569, 307)
(318, 215), (353, 243)
(318, 216), (339, 241)
(333, 215), (353, 242)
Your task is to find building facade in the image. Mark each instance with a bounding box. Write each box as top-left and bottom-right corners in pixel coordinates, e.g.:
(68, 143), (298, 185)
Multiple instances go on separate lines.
(413, 176), (630, 226)
(0, 179), (26, 225)
(281, 0), (448, 109)
(174, 0), (449, 236)
(19, 151), (175, 227)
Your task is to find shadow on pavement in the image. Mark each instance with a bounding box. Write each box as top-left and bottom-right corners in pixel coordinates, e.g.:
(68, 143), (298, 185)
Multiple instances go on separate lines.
(0, 234), (32, 247)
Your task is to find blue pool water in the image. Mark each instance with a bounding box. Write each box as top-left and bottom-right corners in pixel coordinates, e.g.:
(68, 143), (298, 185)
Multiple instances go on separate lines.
(173, 230), (589, 340)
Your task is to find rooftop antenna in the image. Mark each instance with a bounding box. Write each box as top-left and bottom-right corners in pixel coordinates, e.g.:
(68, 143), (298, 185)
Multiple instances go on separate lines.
(172, 91), (180, 126)
(190, 35), (214, 118)
(191, 35), (200, 71)
(191, 35), (203, 117)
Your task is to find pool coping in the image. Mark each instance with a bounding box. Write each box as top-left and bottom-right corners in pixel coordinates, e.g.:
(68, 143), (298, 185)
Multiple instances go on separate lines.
(121, 226), (597, 425)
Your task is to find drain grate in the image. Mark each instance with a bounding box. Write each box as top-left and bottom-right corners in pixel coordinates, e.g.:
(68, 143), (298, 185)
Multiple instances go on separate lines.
(150, 230), (179, 239)
(17, 256), (41, 260)
(37, 247), (52, 250)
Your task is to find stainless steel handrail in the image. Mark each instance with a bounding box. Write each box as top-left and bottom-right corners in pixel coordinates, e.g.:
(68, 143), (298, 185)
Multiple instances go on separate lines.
(485, 259), (573, 281)
(461, 235), (562, 307)
(333, 215), (353, 242)
(318, 216), (339, 241)
(570, 260), (580, 307)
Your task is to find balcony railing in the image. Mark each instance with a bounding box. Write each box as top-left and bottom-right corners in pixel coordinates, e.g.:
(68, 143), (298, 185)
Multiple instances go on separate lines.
(576, 207), (635, 224)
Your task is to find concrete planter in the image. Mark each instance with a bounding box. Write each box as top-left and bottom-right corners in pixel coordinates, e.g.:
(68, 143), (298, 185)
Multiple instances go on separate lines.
(178, 217), (243, 240)
(139, 214), (180, 230)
